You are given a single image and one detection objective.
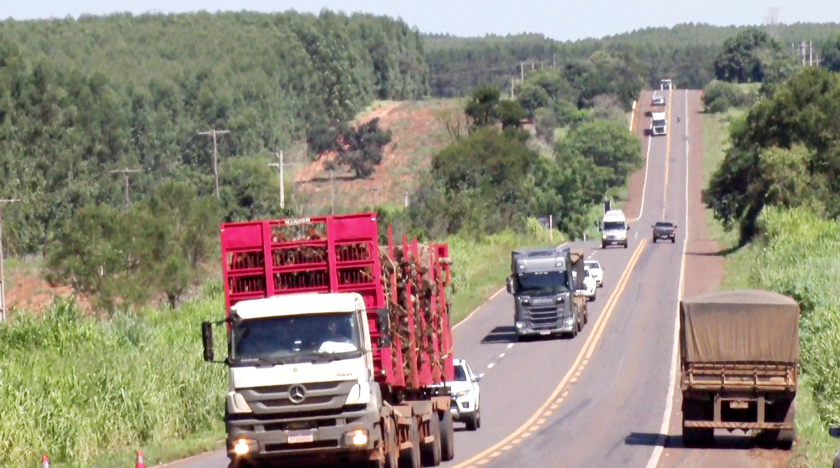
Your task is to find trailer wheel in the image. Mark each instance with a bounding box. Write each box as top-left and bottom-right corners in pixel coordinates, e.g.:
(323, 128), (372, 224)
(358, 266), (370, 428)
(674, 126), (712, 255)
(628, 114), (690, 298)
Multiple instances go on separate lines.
(384, 416), (399, 468)
(682, 399), (713, 447)
(421, 411), (442, 466)
(400, 418), (421, 468)
(439, 410), (455, 461)
(760, 400), (795, 450)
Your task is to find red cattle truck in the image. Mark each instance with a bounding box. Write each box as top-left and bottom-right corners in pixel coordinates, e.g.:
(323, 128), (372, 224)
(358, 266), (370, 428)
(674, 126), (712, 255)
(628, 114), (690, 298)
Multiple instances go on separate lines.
(201, 213), (456, 468)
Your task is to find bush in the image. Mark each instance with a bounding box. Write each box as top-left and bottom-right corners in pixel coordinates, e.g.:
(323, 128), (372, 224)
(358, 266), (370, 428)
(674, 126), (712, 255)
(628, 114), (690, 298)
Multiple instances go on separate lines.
(702, 80), (754, 113)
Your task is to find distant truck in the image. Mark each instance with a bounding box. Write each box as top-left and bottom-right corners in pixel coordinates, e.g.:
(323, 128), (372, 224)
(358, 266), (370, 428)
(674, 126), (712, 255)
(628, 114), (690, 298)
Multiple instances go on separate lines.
(651, 112), (667, 136)
(680, 290), (799, 448)
(660, 79), (672, 90)
(506, 247), (588, 340)
(202, 213), (457, 468)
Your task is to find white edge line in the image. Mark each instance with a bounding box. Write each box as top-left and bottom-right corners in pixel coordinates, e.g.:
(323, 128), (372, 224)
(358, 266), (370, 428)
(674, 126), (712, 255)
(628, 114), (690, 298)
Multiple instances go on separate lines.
(645, 88), (689, 468)
(487, 363), (495, 369)
(629, 113), (654, 224)
(452, 242), (568, 330)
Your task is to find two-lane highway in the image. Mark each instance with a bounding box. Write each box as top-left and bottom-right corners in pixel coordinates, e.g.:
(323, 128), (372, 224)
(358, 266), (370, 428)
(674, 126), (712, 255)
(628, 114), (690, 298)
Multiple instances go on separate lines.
(167, 90), (698, 468)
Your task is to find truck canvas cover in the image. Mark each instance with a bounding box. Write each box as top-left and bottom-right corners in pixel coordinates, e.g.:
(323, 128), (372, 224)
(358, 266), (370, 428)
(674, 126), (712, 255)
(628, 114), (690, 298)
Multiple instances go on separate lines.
(680, 290), (799, 364)
(569, 249), (585, 290)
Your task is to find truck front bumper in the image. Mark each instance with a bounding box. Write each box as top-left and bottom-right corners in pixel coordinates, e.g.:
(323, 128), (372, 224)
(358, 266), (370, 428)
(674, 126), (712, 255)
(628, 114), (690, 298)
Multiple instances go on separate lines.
(515, 319), (576, 337)
(226, 405), (381, 464)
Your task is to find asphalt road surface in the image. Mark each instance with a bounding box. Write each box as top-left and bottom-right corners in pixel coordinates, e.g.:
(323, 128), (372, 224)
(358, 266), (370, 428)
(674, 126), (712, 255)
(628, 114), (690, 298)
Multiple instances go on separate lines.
(167, 89), (746, 468)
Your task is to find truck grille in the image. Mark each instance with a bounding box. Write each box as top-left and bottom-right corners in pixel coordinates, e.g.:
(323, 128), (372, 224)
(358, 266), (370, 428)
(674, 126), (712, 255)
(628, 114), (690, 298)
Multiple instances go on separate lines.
(239, 380), (356, 415)
(527, 306), (560, 329)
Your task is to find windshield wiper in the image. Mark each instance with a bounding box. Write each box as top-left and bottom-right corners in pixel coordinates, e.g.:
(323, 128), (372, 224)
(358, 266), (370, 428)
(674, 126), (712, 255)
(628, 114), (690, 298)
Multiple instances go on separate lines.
(234, 357), (283, 367)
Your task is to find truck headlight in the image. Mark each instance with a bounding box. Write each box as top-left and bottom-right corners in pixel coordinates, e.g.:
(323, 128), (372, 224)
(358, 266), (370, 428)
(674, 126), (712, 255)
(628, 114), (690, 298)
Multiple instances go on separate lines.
(454, 389), (470, 397)
(346, 429), (368, 446)
(515, 322), (524, 329)
(234, 438), (254, 456)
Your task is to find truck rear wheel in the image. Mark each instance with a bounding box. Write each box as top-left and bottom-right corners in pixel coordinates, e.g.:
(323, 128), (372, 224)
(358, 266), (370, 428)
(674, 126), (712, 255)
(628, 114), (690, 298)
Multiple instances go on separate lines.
(400, 418), (421, 468)
(682, 399), (713, 447)
(439, 410), (455, 461)
(384, 416), (399, 468)
(421, 411), (442, 466)
(760, 400), (795, 449)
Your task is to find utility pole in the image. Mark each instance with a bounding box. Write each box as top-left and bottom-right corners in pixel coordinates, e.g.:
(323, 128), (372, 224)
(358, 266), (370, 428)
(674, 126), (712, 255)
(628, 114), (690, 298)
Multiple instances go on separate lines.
(108, 168), (143, 209)
(0, 198), (20, 323)
(330, 169), (335, 215)
(268, 151), (291, 210)
(810, 40), (813, 66)
(404, 191), (409, 208)
(197, 129), (230, 198)
(553, 53), (556, 68)
(367, 186), (382, 207)
(511, 77), (515, 99)
(520, 62), (524, 83)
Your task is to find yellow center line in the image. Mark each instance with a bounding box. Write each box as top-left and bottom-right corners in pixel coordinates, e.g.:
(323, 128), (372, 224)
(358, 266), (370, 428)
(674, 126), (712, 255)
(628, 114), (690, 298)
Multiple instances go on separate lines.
(661, 87), (674, 219)
(448, 239), (649, 468)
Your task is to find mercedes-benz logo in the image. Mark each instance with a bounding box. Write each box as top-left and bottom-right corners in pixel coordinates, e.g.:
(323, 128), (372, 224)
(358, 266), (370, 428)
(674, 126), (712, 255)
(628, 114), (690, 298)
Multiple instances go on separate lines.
(288, 384), (307, 404)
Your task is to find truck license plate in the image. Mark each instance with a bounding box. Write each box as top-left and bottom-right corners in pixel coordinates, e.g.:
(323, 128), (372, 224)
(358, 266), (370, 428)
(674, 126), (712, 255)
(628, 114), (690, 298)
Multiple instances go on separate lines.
(540, 331), (551, 336)
(729, 401), (749, 409)
(287, 431), (314, 444)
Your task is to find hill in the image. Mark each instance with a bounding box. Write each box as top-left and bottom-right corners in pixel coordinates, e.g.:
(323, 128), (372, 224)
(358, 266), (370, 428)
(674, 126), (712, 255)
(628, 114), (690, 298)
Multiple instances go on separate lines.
(292, 99), (463, 211)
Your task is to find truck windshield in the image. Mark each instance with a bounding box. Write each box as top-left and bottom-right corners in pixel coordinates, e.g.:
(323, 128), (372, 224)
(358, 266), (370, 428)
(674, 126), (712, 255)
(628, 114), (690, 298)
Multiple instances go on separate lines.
(603, 221), (625, 231)
(653, 119), (666, 127)
(231, 312), (363, 364)
(517, 271), (569, 295)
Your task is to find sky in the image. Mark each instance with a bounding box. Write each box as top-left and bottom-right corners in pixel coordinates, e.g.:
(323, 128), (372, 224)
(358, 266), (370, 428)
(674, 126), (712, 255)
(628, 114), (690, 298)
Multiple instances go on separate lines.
(3, 1), (840, 41)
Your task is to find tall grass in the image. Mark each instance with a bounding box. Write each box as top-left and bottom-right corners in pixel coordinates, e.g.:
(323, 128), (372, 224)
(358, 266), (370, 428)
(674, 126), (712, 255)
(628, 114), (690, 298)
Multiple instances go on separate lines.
(0, 286), (227, 468)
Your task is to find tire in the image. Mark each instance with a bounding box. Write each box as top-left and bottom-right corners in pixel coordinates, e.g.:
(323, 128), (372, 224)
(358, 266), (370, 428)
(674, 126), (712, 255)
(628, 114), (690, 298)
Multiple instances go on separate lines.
(439, 411), (455, 461)
(652, 237), (656, 243)
(400, 418), (421, 468)
(623, 242), (628, 249)
(601, 241), (606, 249)
(228, 458), (257, 468)
(588, 293), (595, 302)
(421, 412), (442, 467)
(583, 306), (588, 325)
(682, 399), (714, 447)
(577, 312), (584, 332)
(465, 407), (479, 431)
(476, 404), (481, 429)
(569, 317), (579, 339)
(760, 400), (795, 450)
(384, 416), (399, 468)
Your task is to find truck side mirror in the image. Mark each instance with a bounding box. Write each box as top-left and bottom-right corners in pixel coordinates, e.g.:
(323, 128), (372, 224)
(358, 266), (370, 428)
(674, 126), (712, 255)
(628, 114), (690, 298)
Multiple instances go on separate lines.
(505, 276), (515, 294)
(201, 322), (214, 362)
(376, 308), (392, 348)
(830, 427), (840, 438)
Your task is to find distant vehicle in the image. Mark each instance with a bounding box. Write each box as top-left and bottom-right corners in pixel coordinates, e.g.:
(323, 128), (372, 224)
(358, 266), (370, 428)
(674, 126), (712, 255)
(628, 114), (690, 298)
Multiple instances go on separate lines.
(599, 209), (629, 249)
(585, 260), (603, 287)
(651, 96), (666, 106)
(680, 291), (799, 448)
(507, 247), (587, 339)
(652, 221), (677, 243)
(661, 79), (672, 90)
(830, 427), (840, 467)
(581, 267), (597, 301)
(651, 112), (667, 136)
(448, 359), (482, 431)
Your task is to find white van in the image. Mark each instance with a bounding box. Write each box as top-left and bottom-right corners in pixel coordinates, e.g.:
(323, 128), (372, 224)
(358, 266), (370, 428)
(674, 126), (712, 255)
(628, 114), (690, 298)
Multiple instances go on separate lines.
(651, 111), (667, 136)
(600, 210), (629, 249)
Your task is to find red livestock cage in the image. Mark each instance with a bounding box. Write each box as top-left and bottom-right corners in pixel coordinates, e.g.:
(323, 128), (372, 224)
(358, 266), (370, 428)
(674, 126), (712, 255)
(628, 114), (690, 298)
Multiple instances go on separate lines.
(219, 213), (454, 389)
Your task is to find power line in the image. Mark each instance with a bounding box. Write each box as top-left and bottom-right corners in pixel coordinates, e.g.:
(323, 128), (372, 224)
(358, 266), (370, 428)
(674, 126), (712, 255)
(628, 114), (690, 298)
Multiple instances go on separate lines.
(197, 129), (230, 199)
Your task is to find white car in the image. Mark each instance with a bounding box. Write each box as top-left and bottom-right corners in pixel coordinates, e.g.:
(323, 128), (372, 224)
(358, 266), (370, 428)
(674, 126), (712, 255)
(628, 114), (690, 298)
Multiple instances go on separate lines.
(585, 260), (603, 288)
(581, 267), (597, 302)
(448, 359), (481, 430)
(652, 96), (666, 106)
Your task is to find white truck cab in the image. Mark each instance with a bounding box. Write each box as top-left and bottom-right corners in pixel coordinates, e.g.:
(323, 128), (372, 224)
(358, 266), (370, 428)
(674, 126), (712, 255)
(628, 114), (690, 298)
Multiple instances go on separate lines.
(651, 112), (667, 136)
(600, 209), (629, 249)
(660, 79), (672, 90)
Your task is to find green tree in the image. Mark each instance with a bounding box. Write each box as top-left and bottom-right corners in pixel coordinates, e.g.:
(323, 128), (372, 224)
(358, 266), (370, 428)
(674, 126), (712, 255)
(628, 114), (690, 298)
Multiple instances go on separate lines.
(559, 120), (642, 189)
(713, 28), (785, 83)
(465, 85), (501, 129)
(337, 118), (393, 179)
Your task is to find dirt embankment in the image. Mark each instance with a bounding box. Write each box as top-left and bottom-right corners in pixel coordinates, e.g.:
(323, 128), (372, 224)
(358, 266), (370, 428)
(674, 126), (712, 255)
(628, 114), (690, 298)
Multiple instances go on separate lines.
(293, 99), (462, 212)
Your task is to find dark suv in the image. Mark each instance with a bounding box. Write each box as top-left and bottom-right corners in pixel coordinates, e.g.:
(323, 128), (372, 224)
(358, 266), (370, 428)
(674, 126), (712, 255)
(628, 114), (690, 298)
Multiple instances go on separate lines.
(652, 221), (676, 243)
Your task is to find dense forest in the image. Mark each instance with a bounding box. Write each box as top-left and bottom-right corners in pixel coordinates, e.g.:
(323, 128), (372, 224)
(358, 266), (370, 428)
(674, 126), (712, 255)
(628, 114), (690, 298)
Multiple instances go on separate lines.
(425, 23), (840, 96)
(0, 11), (427, 256)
